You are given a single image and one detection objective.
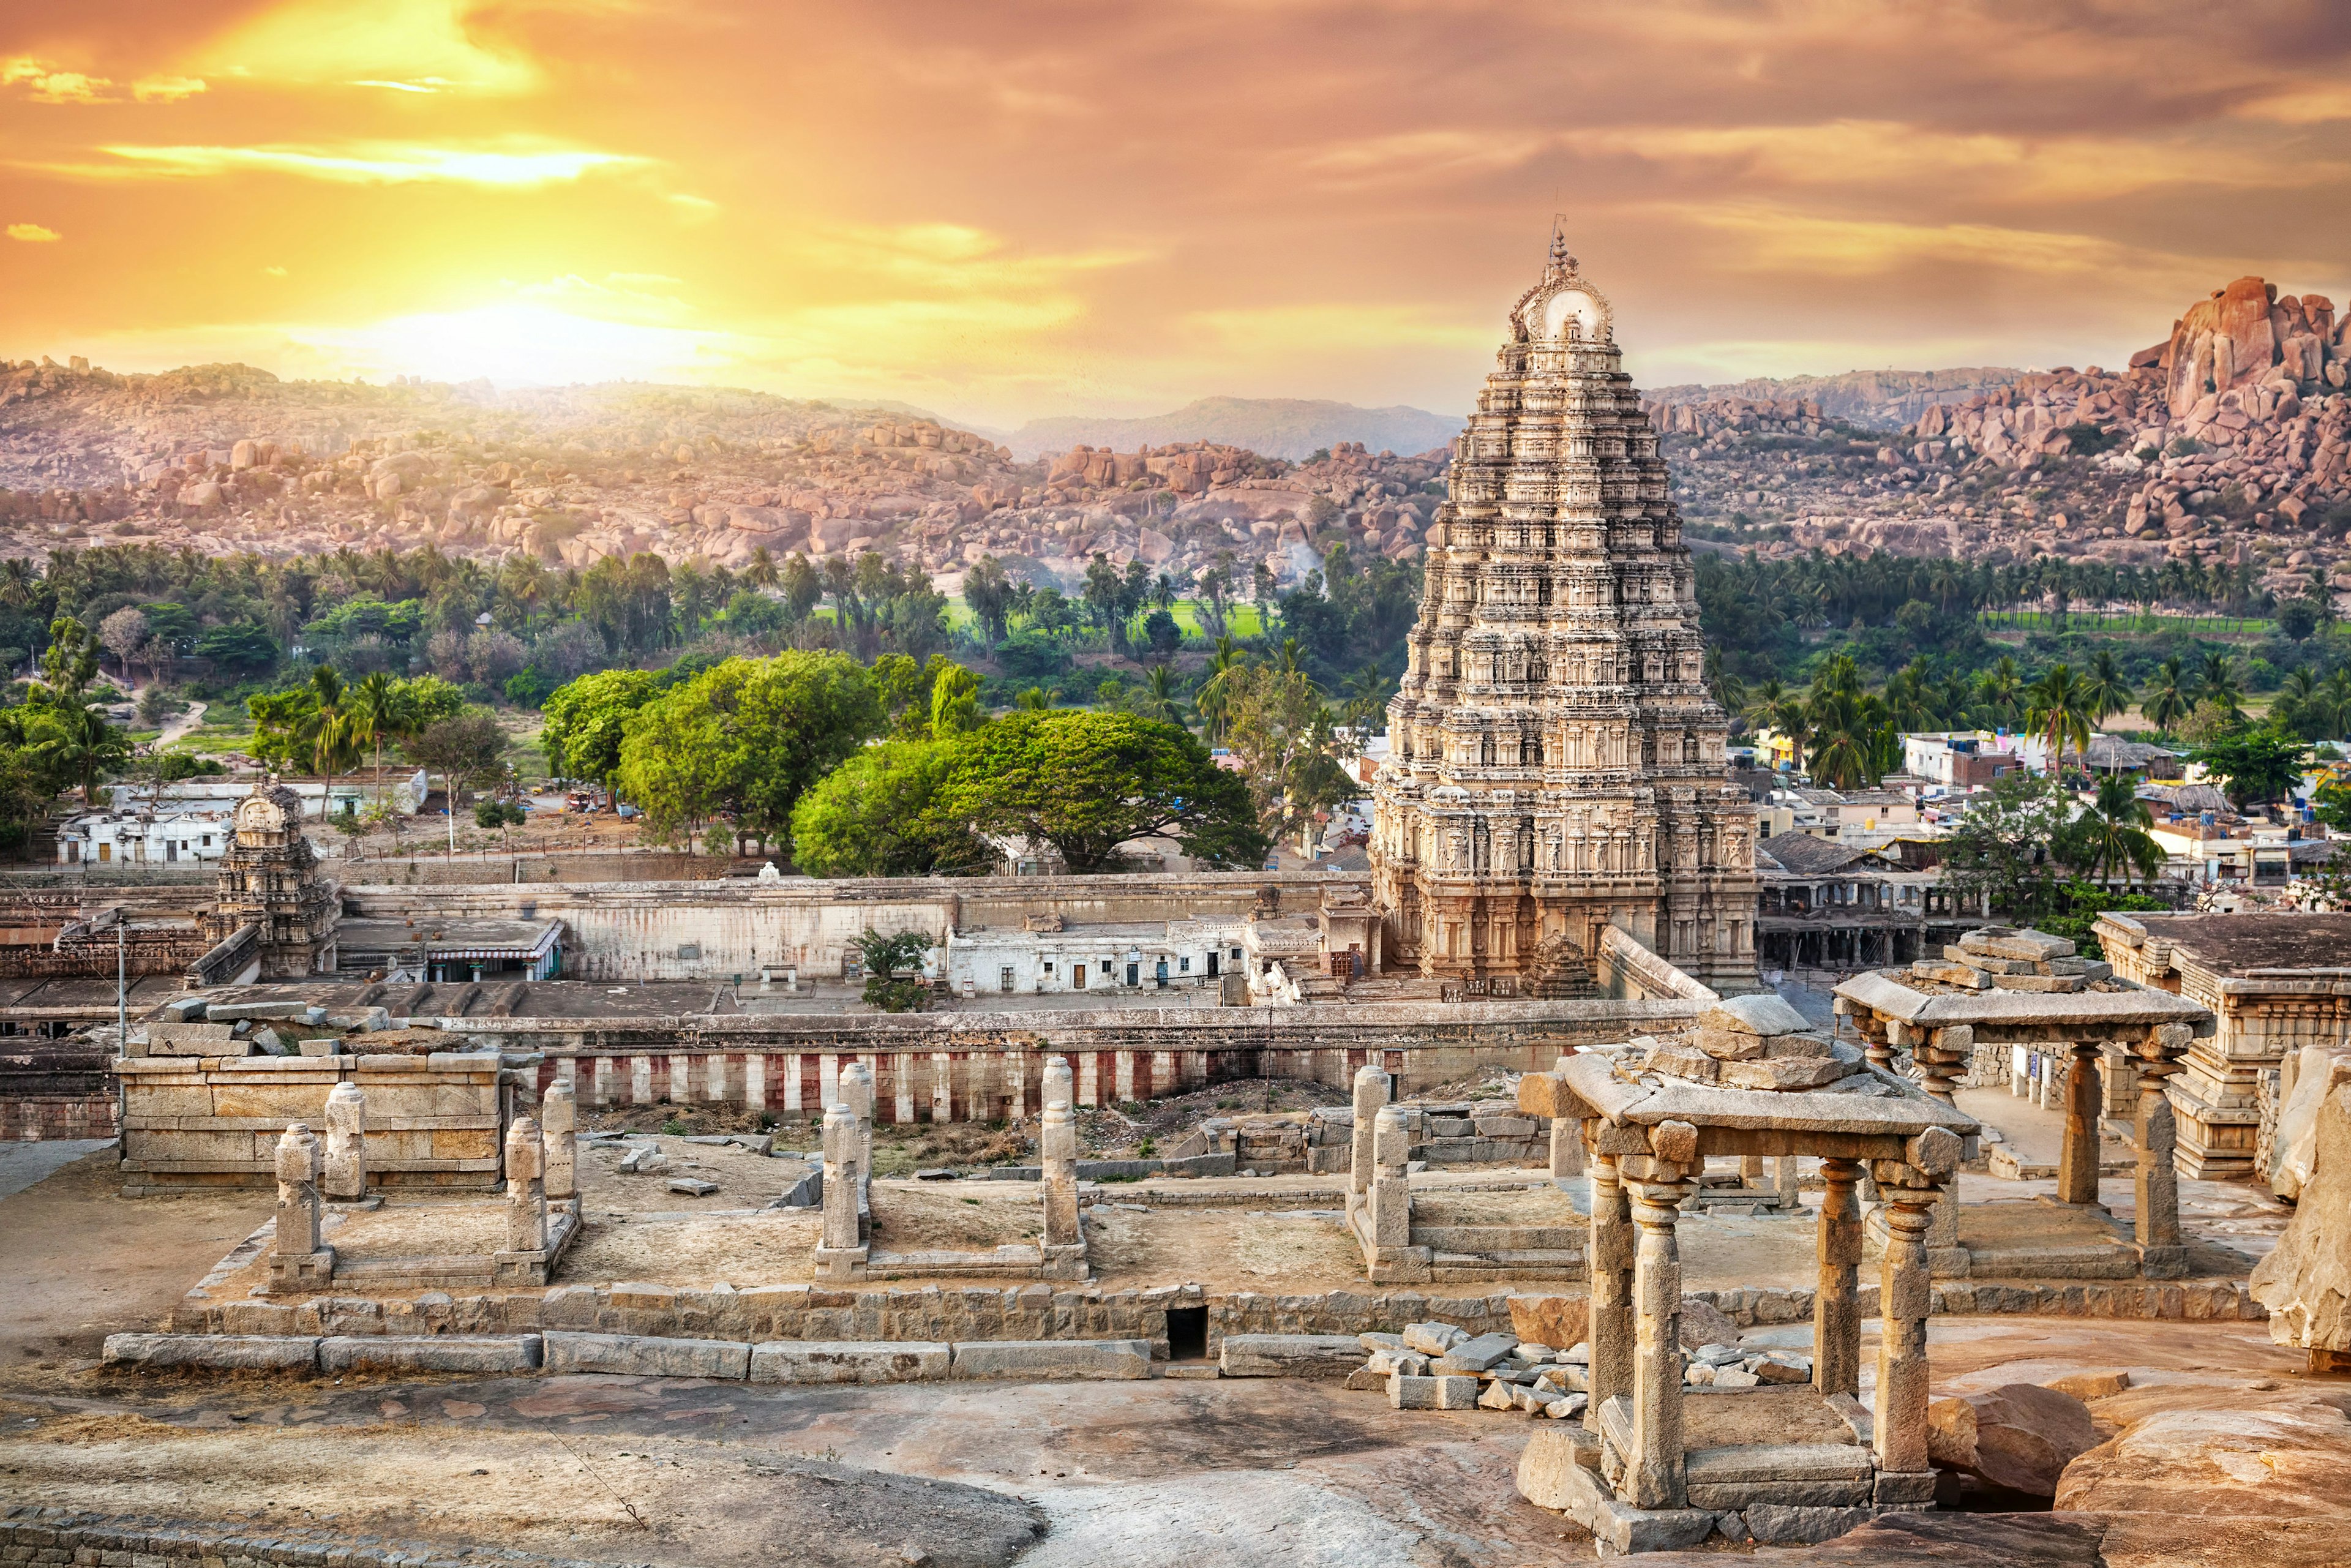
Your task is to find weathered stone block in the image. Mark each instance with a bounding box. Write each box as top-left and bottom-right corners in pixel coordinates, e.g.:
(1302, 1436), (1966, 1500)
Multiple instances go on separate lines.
(1742, 1503), (1873, 1545)
(1217, 1334), (1368, 1378)
(318, 1335), (541, 1373)
(101, 1334), (318, 1371)
(748, 1341), (949, 1384)
(542, 1331), (751, 1379)
(948, 1338), (1151, 1381)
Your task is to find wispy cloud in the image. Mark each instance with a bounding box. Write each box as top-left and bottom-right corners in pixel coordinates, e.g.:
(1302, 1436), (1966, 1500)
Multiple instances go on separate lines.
(132, 76), (208, 103)
(195, 0), (541, 94)
(6, 223), (62, 242)
(91, 141), (647, 187)
(4, 58), (114, 105)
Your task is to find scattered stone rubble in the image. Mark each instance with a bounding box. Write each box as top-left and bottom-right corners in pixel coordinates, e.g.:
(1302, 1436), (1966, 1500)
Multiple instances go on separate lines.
(1908, 926), (2117, 995)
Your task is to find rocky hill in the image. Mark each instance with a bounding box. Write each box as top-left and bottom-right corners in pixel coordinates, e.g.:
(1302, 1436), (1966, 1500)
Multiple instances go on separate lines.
(1005, 397), (1461, 462)
(1654, 277), (2351, 595)
(0, 358), (1444, 598)
(1644, 367), (2027, 429)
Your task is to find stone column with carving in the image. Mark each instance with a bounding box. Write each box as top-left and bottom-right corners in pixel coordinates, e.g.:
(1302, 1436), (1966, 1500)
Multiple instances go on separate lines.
(1586, 1146), (1635, 1435)
(1871, 1128), (1959, 1498)
(1041, 1056), (1074, 1126)
(842, 1061), (876, 1178)
(1545, 1053), (1585, 1179)
(1624, 1117), (1699, 1512)
(269, 1122), (331, 1290)
(1350, 1063), (1389, 1217)
(321, 1082), (367, 1202)
(2133, 1023), (2191, 1277)
(1041, 1100), (1081, 1243)
(542, 1081), (578, 1209)
(2057, 1041), (2104, 1206)
(816, 1103), (868, 1277)
(1814, 1157), (1863, 1398)
(1367, 1104), (1413, 1252)
(504, 1114), (546, 1254)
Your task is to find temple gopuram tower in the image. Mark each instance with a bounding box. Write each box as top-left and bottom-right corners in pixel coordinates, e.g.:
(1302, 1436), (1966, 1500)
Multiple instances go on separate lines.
(1370, 233), (1758, 992)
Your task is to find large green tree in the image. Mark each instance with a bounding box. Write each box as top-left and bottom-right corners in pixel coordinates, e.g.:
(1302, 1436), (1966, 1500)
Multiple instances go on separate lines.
(934, 710), (1266, 873)
(2189, 729), (2310, 812)
(790, 739), (992, 877)
(541, 667), (669, 790)
(615, 651), (883, 853)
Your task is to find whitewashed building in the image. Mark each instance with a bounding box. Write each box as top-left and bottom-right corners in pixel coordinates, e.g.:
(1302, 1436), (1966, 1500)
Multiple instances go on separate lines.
(943, 917), (1248, 997)
(58, 808), (233, 866)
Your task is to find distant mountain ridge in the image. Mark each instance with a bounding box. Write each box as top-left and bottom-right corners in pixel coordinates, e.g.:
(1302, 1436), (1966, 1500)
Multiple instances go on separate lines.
(1643, 367), (2027, 429)
(1003, 396), (1462, 460)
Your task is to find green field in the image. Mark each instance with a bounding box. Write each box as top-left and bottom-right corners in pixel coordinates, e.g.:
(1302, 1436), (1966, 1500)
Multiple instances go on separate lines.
(1978, 609), (2296, 637)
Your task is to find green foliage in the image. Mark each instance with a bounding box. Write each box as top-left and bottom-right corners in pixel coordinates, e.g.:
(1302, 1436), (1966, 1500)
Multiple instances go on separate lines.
(2036, 882), (2169, 961)
(474, 799), (527, 829)
(851, 927), (934, 1012)
(2188, 729), (2310, 812)
(2276, 598), (2321, 642)
(934, 710), (1267, 873)
(790, 739), (993, 877)
(405, 710), (508, 797)
(614, 651), (884, 851)
(1940, 773), (2077, 924)
(504, 664), (561, 708)
(193, 620), (278, 673)
(541, 667), (672, 784)
(994, 630), (1072, 680)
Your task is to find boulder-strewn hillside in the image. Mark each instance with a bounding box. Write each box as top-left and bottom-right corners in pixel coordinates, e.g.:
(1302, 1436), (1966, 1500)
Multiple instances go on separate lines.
(1648, 277), (2351, 595)
(1644, 367), (2026, 428)
(1005, 397), (1462, 462)
(0, 358), (1444, 595)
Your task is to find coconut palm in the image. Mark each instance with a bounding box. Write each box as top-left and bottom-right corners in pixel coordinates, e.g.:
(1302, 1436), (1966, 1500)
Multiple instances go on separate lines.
(2195, 650), (2244, 719)
(1976, 655), (2025, 728)
(29, 702), (130, 805)
(2082, 648), (2135, 726)
(1138, 664), (1185, 727)
(2143, 656), (2192, 732)
(2025, 664), (2096, 773)
(1196, 635), (1246, 743)
(1807, 689), (1893, 790)
(2084, 774), (2164, 888)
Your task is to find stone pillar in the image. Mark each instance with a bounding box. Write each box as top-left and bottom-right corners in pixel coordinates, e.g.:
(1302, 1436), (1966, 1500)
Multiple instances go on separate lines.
(842, 1060), (874, 1174)
(932, 1052), (953, 1124)
(1547, 1052), (1584, 1177)
(816, 1103), (867, 1275)
(2133, 1027), (2191, 1277)
(1586, 1149), (1635, 1434)
(1349, 1064), (1389, 1212)
(1872, 1172), (1940, 1476)
(1042, 1056), (1074, 1123)
(630, 1054), (653, 1105)
(744, 1053), (767, 1113)
(321, 1082), (367, 1201)
(782, 1052), (803, 1116)
(2058, 1041), (2104, 1206)
(273, 1122), (324, 1260)
(1366, 1105), (1412, 1248)
(504, 1114), (546, 1254)
(1738, 1154), (1765, 1187)
(1774, 1153), (1802, 1207)
(542, 1081), (577, 1206)
(667, 1051), (692, 1105)
(1625, 1172), (1695, 1510)
(1813, 1157), (1863, 1398)
(1041, 1099), (1081, 1248)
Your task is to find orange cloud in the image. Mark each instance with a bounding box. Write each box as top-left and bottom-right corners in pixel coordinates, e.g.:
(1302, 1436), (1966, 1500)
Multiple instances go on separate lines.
(7, 223), (62, 242)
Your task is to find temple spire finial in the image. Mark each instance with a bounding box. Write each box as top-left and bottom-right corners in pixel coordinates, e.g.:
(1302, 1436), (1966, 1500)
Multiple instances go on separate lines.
(1546, 216), (1577, 279)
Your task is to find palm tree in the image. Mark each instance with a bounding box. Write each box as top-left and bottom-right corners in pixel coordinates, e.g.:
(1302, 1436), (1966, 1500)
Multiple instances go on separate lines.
(2276, 668), (2323, 740)
(2026, 664), (2095, 775)
(2143, 656), (2192, 732)
(30, 702), (130, 805)
(2323, 669), (2351, 740)
(2085, 774), (2164, 888)
(1196, 635), (1245, 743)
(349, 671), (410, 806)
(2195, 650), (2244, 719)
(1766, 687), (1813, 775)
(744, 546), (779, 590)
(2082, 648), (2134, 726)
(1807, 689), (1892, 791)
(308, 666), (359, 821)
(1139, 664), (1185, 727)
(1976, 656), (2025, 729)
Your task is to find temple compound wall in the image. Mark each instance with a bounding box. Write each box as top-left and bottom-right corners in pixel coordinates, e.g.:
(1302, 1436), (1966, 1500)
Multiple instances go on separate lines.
(1371, 236), (1758, 994)
(340, 870), (1362, 984)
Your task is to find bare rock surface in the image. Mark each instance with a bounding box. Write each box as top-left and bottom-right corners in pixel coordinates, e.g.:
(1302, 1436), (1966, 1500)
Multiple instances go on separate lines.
(1630, 1512), (2108, 1566)
(2250, 1081), (2351, 1351)
(1927, 1382), (2101, 1496)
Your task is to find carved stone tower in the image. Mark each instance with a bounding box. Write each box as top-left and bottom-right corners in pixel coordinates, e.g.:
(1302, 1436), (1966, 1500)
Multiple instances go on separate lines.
(200, 780), (339, 978)
(1370, 232), (1758, 992)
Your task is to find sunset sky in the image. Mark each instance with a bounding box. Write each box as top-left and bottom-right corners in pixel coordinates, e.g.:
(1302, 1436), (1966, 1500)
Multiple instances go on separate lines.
(4, 1), (2350, 428)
